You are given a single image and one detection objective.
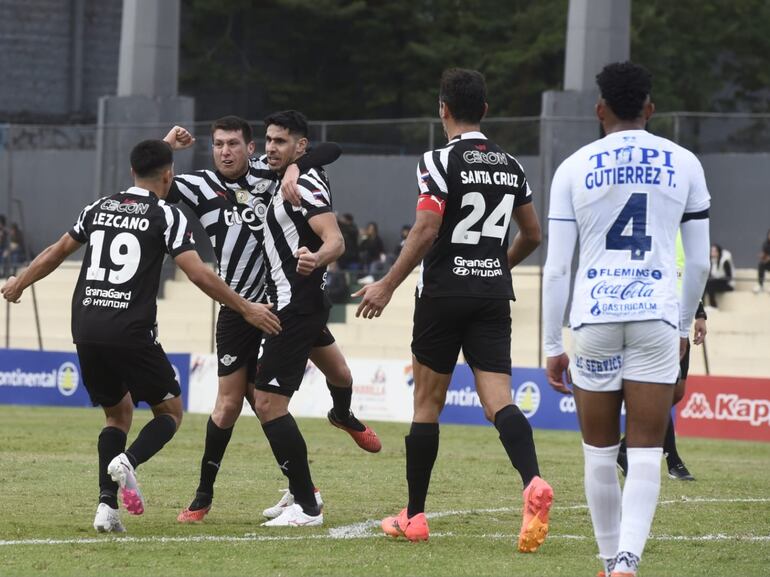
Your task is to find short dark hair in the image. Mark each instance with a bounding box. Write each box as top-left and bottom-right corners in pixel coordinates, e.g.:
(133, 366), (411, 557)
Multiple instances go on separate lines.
(596, 61), (653, 121)
(210, 115), (253, 143)
(439, 68), (487, 124)
(264, 110), (309, 138)
(130, 140), (173, 178)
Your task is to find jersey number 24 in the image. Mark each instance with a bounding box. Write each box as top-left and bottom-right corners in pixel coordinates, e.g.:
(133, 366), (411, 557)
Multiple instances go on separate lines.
(451, 192), (514, 245)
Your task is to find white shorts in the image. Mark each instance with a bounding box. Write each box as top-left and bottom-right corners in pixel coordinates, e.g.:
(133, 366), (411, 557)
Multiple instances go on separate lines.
(570, 320), (679, 392)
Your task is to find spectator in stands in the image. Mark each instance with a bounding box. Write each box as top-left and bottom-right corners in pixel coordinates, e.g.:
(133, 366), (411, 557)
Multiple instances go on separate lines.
(337, 213), (360, 271)
(325, 260), (350, 304)
(358, 221), (387, 284)
(3, 222), (25, 276)
(753, 229), (770, 293)
(704, 243), (734, 309)
(393, 224), (411, 258)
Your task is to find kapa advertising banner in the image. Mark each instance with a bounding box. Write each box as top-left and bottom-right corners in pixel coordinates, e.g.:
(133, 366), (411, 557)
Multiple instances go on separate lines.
(676, 375), (770, 442)
(0, 349), (190, 408)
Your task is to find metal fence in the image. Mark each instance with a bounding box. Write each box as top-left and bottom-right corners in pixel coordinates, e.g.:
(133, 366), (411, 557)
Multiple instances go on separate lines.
(3, 111), (770, 155)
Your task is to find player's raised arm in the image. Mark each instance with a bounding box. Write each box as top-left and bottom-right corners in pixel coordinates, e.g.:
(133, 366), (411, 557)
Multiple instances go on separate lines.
(173, 250), (281, 335)
(163, 125), (196, 151)
(1, 232), (82, 303)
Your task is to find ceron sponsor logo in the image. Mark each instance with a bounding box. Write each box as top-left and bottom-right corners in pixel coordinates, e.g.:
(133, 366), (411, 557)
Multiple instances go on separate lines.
(100, 199), (149, 215)
(462, 150), (508, 166)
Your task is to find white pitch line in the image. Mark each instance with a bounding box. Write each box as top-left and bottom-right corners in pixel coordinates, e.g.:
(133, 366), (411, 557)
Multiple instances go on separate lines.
(1, 497), (768, 547)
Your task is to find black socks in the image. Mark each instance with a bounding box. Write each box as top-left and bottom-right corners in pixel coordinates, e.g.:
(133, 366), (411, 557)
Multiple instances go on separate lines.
(98, 426), (126, 508)
(494, 404), (540, 488)
(192, 417), (235, 508)
(125, 413), (177, 469)
(327, 382), (365, 432)
(261, 413), (319, 516)
(405, 422), (440, 517)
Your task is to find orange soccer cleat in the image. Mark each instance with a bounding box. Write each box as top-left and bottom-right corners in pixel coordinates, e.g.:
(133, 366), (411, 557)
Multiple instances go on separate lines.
(381, 508), (429, 542)
(517, 475), (554, 553)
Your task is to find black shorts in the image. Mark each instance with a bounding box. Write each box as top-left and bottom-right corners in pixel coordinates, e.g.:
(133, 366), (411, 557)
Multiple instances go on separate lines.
(411, 295), (512, 375)
(680, 339), (691, 380)
(216, 305), (264, 380)
(76, 342), (181, 408)
(254, 307), (330, 397)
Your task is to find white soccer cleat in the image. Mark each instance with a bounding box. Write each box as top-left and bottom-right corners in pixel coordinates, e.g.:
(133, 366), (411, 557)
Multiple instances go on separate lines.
(107, 453), (145, 515)
(753, 284), (764, 294)
(93, 503), (126, 533)
(263, 488), (323, 519)
(261, 503), (323, 527)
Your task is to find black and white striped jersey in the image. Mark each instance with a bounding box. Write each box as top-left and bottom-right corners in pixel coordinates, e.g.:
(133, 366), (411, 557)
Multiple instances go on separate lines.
(68, 186), (196, 347)
(168, 155), (279, 302)
(415, 131), (532, 300)
(263, 167), (333, 313)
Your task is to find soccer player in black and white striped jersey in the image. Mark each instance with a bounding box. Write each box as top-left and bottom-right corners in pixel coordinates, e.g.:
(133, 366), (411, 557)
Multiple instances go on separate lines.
(1, 140), (279, 533)
(253, 110), (379, 527)
(163, 118), (380, 524)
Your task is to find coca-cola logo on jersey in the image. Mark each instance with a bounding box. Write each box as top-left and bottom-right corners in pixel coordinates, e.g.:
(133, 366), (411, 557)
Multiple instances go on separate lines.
(462, 150), (508, 166)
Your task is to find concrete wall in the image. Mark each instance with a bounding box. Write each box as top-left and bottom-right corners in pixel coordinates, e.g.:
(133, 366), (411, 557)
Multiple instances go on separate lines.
(0, 149), (767, 268)
(0, 0), (121, 121)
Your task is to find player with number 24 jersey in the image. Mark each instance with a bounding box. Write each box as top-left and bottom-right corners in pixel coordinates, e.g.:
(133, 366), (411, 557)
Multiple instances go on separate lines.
(416, 132), (532, 299)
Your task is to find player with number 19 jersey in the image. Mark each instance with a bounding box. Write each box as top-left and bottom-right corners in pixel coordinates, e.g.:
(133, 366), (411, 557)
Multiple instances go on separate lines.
(548, 130), (710, 330)
(416, 131), (532, 299)
(69, 187), (195, 346)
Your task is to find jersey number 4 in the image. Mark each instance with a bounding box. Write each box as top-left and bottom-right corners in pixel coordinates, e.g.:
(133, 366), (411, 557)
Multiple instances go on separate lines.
(605, 192), (652, 261)
(85, 230), (141, 284)
(451, 192), (514, 245)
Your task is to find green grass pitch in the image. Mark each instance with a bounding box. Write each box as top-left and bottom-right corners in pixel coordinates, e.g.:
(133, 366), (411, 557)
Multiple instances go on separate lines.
(1, 405), (768, 576)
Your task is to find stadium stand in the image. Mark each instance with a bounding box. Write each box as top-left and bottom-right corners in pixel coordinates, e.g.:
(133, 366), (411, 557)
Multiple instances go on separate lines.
(1, 262), (767, 377)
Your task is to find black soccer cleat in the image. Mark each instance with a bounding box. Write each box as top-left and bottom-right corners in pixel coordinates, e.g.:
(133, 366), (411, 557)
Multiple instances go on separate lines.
(668, 461), (695, 481)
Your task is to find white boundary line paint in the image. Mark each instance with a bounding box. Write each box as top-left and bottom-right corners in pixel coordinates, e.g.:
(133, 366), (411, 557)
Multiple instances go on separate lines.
(1, 497), (768, 547)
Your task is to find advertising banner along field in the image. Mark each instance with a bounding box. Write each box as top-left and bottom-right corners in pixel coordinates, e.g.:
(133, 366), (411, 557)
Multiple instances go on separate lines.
(2, 349), (768, 442)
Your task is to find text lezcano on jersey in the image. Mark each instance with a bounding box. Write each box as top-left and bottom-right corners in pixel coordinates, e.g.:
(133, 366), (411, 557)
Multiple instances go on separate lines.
(416, 131), (532, 299)
(548, 130), (711, 329)
(69, 187), (195, 346)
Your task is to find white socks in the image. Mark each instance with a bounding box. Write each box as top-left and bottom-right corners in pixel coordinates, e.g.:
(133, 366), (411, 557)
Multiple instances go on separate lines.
(582, 443), (622, 562)
(583, 444), (662, 575)
(616, 447), (663, 572)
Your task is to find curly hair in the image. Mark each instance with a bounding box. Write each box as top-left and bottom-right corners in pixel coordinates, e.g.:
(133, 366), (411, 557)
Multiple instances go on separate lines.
(595, 62), (652, 121)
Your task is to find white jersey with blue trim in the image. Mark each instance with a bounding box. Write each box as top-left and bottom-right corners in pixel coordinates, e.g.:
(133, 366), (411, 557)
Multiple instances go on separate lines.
(548, 129), (710, 329)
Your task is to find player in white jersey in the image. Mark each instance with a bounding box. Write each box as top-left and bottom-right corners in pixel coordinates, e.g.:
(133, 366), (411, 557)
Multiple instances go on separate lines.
(542, 62), (710, 576)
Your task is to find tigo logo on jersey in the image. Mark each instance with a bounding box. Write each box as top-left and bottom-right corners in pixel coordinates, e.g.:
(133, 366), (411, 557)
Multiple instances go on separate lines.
(56, 362), (79, 397)
(514, 381), (541, 418)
